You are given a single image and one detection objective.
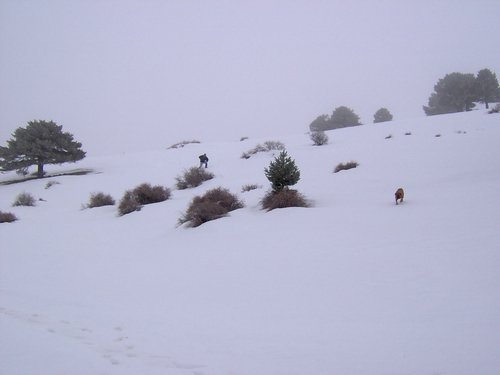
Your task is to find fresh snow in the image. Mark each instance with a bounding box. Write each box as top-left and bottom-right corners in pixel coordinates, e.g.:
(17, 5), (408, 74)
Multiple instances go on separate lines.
(1, 110), (499, 375)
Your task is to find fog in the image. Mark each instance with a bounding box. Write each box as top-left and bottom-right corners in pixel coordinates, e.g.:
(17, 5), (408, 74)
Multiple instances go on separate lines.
(1, 0), (499, 155)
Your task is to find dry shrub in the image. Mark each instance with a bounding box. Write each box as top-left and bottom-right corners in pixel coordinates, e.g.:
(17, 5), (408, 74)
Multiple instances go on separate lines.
(262, 140), (285, 151)
(117, 183), (171, 216)
(45, 180), (60, 189)
(201, 188), (244, 212)
(176, 167), (214, 189)
(334, 161), (359, 173)
(241, 140), (285, 159)
(12, 192), (36, 207)
(118, 190), (141, 216)
(180, 187), (244, 227)
(241, 184), (261, 193)
(132, 183), (171, 204)
(0, 211), (18, 223)
(310, 131), (329, 146)
(185, 201), (227, 226)
(87, 192), (115, 208)
(261, 189), (309, 211)
(167, 140), (201, 149)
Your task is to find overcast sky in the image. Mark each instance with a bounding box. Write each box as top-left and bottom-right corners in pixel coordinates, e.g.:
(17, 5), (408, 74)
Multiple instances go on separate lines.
(1, 0), (499, 155)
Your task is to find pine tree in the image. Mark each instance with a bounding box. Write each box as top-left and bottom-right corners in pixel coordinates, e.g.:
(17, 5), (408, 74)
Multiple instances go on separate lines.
(264, 150), (300, 192)
(373, 107), (393, 123)
(476, 68), (499, 109)
(309, 106), (361, 132)
(0, 120), (86, 177)
(309, 114), (330, 132)
(330, 106), (361, 128)
(423, 72), (477, 115)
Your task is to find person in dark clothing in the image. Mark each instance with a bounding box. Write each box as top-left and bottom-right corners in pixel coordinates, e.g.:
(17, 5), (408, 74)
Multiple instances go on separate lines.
(199, 153), (209, 168)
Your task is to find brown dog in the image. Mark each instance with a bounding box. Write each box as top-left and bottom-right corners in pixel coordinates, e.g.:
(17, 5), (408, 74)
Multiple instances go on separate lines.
(395, 188), (404, 205)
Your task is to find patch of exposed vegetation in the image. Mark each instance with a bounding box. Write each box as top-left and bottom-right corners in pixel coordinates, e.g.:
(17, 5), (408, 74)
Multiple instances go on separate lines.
(241, 141), (285, 159)
(167, 140), (201, 149)
(334, 161), (359, 173)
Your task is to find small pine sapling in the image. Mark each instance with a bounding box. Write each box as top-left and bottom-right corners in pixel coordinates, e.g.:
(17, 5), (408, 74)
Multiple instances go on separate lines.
(264, 150), (300, 192)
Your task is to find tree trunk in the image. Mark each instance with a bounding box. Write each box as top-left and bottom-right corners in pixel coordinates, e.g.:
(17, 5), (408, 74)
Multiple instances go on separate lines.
(486, 101), (489, 109)
(37, 163), (44, 178)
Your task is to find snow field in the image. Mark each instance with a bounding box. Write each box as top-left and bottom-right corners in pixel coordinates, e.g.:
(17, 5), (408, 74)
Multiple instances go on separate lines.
(1, 110), (499, 375)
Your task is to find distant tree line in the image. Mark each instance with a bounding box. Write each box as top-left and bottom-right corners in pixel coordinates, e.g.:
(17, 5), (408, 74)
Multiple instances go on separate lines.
(309, 106), (393, 132)
(423, 68), (499, 116)
(308, 68), (498, 132)
(310, 106), (361, 132)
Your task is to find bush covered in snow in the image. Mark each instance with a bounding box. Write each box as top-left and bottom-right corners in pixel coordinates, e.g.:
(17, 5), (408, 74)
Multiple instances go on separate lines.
(167, 140), (201, 149)
(241, 140), (285, 159)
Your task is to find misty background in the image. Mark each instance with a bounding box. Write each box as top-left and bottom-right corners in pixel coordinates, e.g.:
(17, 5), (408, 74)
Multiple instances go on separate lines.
(1, 0), (499, 156)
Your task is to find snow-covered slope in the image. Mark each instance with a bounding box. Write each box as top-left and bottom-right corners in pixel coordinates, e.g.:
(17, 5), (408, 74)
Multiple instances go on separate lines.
(1, 110), (499, 375)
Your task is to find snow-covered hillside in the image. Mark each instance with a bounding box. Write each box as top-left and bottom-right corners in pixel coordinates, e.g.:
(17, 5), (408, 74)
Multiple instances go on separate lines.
(1, 110), (499, 375)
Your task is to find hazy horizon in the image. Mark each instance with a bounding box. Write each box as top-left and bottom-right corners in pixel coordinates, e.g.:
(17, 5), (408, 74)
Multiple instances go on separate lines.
(1, 0), (499, 155)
